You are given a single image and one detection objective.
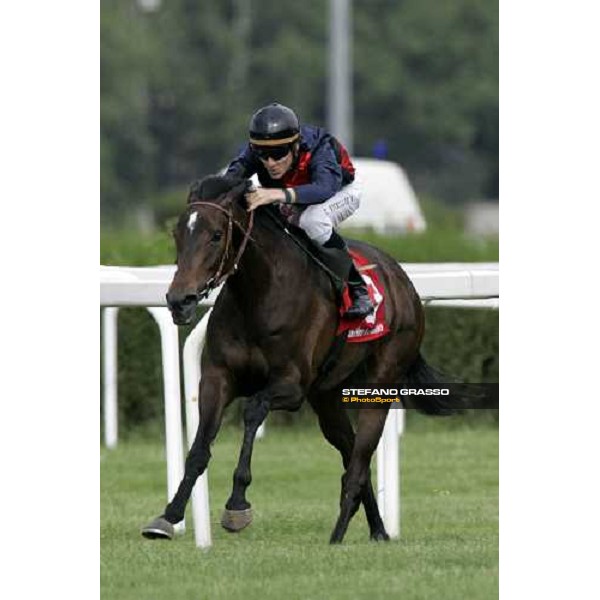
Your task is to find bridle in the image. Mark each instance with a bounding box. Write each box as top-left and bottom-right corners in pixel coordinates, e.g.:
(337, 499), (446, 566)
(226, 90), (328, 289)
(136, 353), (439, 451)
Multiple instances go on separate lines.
(186, 201), (255, 299)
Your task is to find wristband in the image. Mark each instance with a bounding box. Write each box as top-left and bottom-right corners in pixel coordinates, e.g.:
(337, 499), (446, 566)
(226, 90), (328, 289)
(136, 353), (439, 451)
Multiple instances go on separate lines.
(283, 188), (294, 204)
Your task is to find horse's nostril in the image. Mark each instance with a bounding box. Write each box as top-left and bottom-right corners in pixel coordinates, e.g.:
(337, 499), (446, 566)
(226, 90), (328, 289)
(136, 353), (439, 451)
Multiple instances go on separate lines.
(182, 294), (198, 307)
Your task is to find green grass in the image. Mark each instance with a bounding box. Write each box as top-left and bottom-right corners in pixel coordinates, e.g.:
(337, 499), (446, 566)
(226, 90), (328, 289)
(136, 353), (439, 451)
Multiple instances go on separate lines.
(101, 421), (498, 600)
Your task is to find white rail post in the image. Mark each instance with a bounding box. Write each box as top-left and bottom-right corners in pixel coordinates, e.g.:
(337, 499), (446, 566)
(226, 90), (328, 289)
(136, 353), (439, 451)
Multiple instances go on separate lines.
(183, 309), (213, 548)
(102, 307), (120, 449)
(397, 407), (405, 437)
(377, 409), (401, 539)
(377, 432), (385, 517)
(255, 421), (266, 439)
(147, 307), (186, 535)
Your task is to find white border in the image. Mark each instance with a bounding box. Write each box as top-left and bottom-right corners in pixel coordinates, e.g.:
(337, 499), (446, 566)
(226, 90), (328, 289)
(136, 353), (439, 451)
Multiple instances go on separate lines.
(2, 2), (99, 597)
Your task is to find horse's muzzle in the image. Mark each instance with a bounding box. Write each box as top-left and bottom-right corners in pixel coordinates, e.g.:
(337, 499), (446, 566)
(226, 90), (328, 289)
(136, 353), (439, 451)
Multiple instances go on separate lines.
(166, 291), (199, 325)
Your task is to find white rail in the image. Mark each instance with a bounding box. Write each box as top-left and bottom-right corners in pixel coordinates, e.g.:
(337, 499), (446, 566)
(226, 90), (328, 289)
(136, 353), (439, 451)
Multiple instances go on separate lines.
(100, 262), (499, 306)
(100, 262), (498, 547)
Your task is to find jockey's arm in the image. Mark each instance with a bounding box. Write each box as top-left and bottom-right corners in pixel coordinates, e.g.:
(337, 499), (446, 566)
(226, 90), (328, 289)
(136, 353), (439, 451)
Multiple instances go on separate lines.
(290, 140), (343, 205)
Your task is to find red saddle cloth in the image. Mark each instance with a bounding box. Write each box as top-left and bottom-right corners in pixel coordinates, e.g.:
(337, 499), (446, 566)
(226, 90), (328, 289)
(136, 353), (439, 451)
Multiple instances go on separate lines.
(336, 250), (390, 343)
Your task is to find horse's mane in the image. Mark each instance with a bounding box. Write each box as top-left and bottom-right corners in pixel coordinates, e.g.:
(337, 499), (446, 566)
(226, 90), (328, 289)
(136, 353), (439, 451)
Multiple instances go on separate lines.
(188, 174), (250, 203)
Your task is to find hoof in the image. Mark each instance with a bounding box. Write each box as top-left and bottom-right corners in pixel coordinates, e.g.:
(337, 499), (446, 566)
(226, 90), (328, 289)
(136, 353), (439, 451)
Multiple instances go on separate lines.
(221, 508), (253, 532)
(370, 530), (390, 542)
(141, 516), (175, 540)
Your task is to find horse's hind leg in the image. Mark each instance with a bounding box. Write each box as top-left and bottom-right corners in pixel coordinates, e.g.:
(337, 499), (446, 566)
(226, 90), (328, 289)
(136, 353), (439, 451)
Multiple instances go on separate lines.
(328, 326), (420, 544)
(329, 407), (389, 544)
(310, 395), (389, 541)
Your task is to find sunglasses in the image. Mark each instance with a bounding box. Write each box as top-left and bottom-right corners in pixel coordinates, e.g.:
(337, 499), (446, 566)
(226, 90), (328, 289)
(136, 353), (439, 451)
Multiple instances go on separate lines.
(251, 144), (292, 161)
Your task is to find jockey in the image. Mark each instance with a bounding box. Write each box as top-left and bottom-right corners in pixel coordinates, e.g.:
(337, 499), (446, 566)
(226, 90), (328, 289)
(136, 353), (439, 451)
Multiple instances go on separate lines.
(225, 102), (375, 319)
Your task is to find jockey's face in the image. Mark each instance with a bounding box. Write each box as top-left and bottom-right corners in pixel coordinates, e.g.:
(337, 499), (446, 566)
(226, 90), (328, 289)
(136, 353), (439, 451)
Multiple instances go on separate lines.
(256, 145), (294, 179)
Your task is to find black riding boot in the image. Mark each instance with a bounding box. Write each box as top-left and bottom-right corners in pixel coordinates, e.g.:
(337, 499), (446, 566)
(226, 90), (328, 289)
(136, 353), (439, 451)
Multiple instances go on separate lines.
(322, 231), (375, 319)
(346, 262), (375, 319)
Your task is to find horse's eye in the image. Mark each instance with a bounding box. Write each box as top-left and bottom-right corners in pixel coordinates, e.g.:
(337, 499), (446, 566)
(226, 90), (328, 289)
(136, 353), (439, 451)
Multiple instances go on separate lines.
(211, 231), (223, 243)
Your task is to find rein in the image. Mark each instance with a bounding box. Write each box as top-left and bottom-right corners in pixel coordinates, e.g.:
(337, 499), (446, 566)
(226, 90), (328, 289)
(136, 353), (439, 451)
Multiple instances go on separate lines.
(187, 201), (255, 299)
(262, 207), (345, 290)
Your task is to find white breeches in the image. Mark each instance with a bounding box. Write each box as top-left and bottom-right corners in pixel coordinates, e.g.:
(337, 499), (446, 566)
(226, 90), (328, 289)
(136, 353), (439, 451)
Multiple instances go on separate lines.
(295, 178), (362, 245)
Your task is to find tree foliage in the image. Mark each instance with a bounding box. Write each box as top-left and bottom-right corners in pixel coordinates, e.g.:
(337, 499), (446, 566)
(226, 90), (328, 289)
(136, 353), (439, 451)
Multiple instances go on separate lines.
(101, 0), (498, 220)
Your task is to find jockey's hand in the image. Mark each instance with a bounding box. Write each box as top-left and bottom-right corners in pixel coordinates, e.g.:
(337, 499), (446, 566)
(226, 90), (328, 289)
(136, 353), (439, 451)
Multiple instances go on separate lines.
(245, 188), (285, 212)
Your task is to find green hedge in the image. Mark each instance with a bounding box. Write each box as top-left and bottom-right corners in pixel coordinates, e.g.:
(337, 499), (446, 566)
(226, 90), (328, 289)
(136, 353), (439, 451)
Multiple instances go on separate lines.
(421, 307), (498, 383)
(101, 227), (498, 266)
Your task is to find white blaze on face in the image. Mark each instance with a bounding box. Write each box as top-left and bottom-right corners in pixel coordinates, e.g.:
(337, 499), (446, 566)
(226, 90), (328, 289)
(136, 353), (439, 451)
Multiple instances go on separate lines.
(187, 211), (198, 233)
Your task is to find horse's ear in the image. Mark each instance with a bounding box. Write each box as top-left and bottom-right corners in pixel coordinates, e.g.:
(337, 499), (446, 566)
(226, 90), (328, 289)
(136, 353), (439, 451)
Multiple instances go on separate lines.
(186, 175), (250, 206)
(231, 178), (253, 197)
(223, 178), (253, 208)
(187, 179), (203, 204)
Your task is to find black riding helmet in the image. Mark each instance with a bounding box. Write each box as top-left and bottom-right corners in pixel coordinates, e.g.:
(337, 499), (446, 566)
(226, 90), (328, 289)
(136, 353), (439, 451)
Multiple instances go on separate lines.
(249, 103), (300, 146)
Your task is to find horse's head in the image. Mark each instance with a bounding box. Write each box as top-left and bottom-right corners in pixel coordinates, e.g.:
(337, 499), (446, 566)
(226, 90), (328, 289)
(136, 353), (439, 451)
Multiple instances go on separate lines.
(167, 175), (252, 325)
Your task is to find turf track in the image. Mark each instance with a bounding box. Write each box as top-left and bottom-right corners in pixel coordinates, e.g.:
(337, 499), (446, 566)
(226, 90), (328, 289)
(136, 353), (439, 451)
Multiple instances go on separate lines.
(101, 419), (498, 600)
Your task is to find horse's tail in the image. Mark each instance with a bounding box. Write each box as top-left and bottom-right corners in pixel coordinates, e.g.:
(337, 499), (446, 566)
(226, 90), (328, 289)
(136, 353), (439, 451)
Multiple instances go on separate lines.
(404, 353), (478, 416)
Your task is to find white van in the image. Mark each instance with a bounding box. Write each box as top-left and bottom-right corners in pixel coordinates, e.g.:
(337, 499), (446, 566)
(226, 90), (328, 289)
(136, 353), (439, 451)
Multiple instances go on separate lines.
(341, 158), (426, 234)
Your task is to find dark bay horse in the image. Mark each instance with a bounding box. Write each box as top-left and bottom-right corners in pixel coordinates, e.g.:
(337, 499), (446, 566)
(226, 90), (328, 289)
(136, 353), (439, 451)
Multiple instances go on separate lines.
(142, 174), (454, 544)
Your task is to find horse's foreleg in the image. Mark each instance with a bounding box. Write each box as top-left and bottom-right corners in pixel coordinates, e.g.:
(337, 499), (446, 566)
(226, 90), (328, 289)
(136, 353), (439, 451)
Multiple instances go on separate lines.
(221, 394), (269, 531)
(222, 379), (304, 532)
(329, 407), (389, 544)
(142, 368), (233, 539)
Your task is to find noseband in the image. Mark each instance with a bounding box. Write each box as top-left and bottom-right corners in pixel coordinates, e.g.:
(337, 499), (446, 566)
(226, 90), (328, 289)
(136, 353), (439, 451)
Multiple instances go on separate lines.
(186, 201), (255, 299)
